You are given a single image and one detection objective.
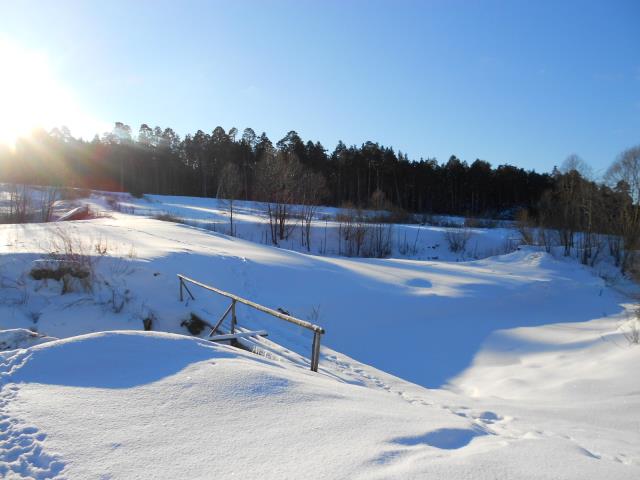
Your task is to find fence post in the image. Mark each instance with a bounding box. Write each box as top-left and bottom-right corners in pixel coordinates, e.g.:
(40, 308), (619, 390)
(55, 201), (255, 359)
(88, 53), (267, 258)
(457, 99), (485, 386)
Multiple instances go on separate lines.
(230, 300), (237, 334)
(230, 300), (238, 347)
(311, 330), (322, 372)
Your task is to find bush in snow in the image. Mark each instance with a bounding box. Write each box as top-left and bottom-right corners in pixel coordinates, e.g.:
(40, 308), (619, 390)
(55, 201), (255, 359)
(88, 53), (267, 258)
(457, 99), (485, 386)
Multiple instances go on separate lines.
(445, 228), (473, 253)
(364, 222), (393, 258)
(0, 184), (33, 223)
(622, 307), (640, 345)
(35, 228), (100, 293)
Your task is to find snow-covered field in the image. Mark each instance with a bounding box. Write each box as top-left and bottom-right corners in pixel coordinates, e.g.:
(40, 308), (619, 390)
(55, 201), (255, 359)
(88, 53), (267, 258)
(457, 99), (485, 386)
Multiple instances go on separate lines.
(120, 193), (519, 261)
(1, 191), (639, 478)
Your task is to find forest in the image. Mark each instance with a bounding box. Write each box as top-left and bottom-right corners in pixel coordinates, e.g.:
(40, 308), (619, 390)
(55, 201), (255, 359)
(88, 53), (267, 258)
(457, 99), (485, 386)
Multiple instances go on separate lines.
(0, 123), (554, 216)
(0, 123), (637, 272)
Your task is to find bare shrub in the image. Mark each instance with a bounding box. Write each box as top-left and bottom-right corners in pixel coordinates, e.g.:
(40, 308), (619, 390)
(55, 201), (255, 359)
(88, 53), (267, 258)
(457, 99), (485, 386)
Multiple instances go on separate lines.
(516, 209), (535, 245)
(39, 228), (99, 293)
(337, 209), (393, 258)
(0, 184), (61, 223)
(398, 227), (422, 256)
(338, 209), (368, 257)
(364, 223), (393, 258)
(153, 212), (183, 223)
(536, 224), (560, 253)
(92, 240), (138, 312)
(577, 232), (606, 267)
(38, 186), (60, 222)
(622, 309), (640, 345)
(0, 184), (32, 223)
(608, 234), (623, 267)
(445, 227), (473, 253)
(101, 279), (131, 313)
(35, 229), (126, 295)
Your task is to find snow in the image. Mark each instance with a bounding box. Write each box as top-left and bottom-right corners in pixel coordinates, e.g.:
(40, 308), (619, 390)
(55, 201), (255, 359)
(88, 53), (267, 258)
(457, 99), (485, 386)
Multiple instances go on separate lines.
(0, 329), (56, 351)
(2, 331), (638, 479)
(0, 191), (639, 478)
(117, 193), (519, 261)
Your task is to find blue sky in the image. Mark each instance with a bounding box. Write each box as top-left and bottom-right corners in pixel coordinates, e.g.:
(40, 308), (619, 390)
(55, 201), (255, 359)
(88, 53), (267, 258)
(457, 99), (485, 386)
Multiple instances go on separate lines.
(1, 0), (638, 175)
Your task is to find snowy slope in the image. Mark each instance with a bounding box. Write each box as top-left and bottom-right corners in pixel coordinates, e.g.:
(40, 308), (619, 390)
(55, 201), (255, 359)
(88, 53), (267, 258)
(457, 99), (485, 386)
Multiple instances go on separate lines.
(0, 213), (628, 388)
(1, 331), (638, 479)
(0, 193), (639, 478)
(115, 193), (518, 261)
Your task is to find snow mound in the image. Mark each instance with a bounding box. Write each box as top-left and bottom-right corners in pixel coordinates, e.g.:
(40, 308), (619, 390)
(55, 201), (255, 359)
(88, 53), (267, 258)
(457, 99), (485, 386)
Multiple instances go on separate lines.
(0, 329), (57, 352)
(0, 331), (487, 478)
(2, 331), (638, 479)
(5, 331), (235, 388)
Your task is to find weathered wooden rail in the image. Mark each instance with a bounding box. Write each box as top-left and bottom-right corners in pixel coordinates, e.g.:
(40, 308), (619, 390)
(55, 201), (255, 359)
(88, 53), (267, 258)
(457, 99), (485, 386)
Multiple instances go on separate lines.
(178, 274), (325, 372)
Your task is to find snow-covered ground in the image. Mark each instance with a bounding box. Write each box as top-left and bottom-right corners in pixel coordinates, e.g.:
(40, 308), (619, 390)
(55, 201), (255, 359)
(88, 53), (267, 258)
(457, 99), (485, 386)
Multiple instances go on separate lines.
(1, 191), (639, 478)
(118, 193), (519, 261)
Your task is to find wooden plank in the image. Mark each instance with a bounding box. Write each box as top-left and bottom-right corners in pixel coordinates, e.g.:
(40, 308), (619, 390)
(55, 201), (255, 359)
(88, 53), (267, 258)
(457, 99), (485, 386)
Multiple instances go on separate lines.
(57, 205), (89, 222)
(209, 330), (268, 342)
(208, 301), (233, 337)
(177, 274), (324, 334)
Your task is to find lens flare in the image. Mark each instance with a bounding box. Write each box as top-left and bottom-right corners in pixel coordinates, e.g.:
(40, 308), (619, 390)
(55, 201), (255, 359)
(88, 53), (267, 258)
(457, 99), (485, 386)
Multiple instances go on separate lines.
(0, 39), (106, 147)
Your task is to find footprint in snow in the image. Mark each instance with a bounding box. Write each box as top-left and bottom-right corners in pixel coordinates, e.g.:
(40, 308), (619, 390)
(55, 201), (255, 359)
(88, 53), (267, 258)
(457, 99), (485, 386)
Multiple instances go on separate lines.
(0, 352), (67, 478)
(406, 278), (432, 288)
(392, 425), (489, 450)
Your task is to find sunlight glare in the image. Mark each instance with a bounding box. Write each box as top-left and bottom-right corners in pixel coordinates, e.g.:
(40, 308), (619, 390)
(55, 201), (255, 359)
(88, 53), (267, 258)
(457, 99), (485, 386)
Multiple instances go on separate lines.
(0, 39), (104, 147)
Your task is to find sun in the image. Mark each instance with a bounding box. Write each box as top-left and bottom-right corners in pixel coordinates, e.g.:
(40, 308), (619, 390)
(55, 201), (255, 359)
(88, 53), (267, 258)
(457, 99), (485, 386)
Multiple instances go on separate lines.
(0, 39), (104, 147)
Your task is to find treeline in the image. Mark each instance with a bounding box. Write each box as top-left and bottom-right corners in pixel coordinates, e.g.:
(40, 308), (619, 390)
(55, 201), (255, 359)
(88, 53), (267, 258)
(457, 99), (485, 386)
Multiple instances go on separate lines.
(0, 123), (553, 216)
(525, 150), (640, 273)
(1, 123), (638, 272)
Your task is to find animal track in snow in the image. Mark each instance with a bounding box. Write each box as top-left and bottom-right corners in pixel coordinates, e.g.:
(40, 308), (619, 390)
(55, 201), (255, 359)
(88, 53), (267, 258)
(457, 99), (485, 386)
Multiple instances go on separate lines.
(0, 350), (66, 479)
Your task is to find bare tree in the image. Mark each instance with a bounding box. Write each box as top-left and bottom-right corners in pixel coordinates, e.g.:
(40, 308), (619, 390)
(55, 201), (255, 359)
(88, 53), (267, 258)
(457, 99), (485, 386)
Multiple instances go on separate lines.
(562, 154), (593, 180)
(605, 146), (640, 273)
(299, 168), (326, 251)
(217, 162), (242, 236)
(256, 150), (302, 245)
(605, 146), (640, 202)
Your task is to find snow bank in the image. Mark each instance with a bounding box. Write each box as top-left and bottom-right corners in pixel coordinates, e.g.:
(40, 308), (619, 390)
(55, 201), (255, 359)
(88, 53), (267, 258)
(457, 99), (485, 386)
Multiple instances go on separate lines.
(2, 331), (638, 479)
(0, 329), (56, 351)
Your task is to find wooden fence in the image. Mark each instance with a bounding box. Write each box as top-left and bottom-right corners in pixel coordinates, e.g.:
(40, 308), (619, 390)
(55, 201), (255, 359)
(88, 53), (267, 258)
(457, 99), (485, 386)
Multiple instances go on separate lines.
(178, 274), (325, 372)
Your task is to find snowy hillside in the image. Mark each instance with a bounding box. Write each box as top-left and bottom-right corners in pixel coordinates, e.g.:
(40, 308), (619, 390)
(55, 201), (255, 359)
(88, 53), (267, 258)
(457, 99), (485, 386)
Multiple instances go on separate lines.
(119, 193), (519, 261)
(1, 192), (639, 478)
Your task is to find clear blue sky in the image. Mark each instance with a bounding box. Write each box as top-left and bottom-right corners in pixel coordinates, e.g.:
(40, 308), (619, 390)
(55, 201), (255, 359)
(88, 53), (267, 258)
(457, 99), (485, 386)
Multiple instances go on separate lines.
(2, 0), (638, 175)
